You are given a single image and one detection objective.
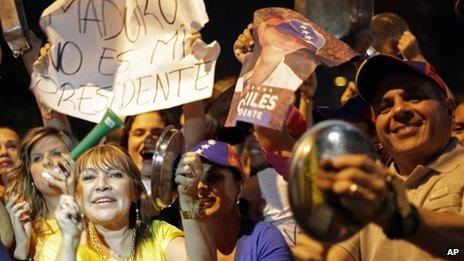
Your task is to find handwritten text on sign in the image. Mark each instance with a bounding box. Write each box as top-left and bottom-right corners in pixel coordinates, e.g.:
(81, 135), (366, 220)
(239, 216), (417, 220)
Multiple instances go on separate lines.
(31, 0), (219, 122)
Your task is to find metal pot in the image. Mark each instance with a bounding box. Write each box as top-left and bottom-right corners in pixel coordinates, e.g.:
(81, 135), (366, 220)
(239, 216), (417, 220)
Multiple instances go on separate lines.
(288, 120), (377, 243)
(151, 125), (184, 210)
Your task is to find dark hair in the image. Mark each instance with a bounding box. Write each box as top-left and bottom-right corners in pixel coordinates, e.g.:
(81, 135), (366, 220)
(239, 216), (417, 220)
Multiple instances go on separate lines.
(456, 91), (464, 106)
(121, 111), (176, 149)
(202, 158), (244, 182)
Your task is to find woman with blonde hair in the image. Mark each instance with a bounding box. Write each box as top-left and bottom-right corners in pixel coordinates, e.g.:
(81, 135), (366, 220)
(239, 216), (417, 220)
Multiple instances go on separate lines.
(54, 144), (216, 260)
(4, 127), (76, 260)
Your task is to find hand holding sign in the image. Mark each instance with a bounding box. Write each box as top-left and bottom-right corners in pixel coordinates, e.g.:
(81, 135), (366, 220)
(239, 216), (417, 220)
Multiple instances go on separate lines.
(233, 23), (254, 64)
(31, 0), (219, 123)
(226, 8), (358, 130)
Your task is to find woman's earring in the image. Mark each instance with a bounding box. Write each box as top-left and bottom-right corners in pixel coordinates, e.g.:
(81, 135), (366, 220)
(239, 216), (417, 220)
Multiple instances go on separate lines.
(135, 207), (141, 227)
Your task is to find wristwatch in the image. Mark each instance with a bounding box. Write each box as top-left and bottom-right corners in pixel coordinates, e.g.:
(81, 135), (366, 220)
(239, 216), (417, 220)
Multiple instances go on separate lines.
(382, 175), (421, 239)
(179, 200), (206, 219)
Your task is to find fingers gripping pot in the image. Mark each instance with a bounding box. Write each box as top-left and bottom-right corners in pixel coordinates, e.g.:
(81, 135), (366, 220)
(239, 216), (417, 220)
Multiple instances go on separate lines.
(151, 125), (185, 210)
(288, 120), (378, 243)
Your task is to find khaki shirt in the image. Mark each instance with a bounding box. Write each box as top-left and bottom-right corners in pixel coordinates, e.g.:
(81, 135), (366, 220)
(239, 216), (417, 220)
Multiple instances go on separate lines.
(339, 139), (464, 261)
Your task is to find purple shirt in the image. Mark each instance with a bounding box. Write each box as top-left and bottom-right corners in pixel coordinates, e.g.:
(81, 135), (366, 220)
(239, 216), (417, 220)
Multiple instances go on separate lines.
(0, 242), (9, 261)
(235, 218), (293, 261)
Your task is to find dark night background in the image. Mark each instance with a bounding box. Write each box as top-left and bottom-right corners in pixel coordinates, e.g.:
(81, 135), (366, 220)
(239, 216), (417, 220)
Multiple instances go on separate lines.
(1, 0), (464, 139)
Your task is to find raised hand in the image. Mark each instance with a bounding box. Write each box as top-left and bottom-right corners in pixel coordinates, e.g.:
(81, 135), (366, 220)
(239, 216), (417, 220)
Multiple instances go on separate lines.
(316, 155), (391, 224)
(397, 30), (424, 61)
(175, 152), (203, 199)
(340, 81), (358, 106)
(32, 42), (52, 75)
(292, 233), (327, 261)
(55, 195), (83, 241)
(42, 153), (75, 195)
(233, 23), (254, 63)
(5, 194), (32, 260)
(22, 30), (43, 74)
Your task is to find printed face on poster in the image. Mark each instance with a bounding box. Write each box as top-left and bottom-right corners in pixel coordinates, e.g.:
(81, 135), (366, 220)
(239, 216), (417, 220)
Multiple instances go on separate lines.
(225, 7), (358, 130)
(31, 0), (220, 123)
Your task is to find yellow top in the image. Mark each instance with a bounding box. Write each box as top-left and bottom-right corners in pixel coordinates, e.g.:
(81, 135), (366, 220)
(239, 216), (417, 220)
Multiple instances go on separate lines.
(78, 220), (183, 261)
(31, 219), (61, 261)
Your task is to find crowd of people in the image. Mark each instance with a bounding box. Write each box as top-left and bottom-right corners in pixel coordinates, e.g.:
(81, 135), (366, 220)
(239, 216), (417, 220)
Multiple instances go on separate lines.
(0, 6), (464, 261)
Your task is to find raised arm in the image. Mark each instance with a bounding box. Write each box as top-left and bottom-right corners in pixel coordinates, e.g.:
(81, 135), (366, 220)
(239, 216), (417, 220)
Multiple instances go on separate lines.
(21, 31), (71, 133)
(5, 194), (32, 260)
(171, 152), (216, 261)
(54, 195), (83, 261)
(298, 72), (317, 128)
(397, 30), (426, 62)
(182, 101), (207, 151)
(405, 209), (464, 260)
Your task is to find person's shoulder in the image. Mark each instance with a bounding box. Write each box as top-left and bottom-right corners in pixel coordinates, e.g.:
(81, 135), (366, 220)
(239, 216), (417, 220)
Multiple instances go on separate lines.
(241, 218), (285, 241)
(426, 138), (464, 175)
(149, 220), (182, 235)
(136, 220), (183, 258)
(255, 220), (286, 237)
(240, 219), (293, 260)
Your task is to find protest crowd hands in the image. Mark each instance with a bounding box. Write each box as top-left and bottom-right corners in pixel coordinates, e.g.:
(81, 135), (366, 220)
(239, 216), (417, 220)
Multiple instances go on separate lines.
(42, 154), (76, 196)
(186, 31), (202, 57)
(3, 2), (464, 261)
(292, 233), (329, 261)
(340, 81), (358, 106)
(397, 30), (424, 61)
(175, 152), (203, 200)
(32, 42), (52, 76)
(22, 30), (43, 74)
(5, 194), (32, 260)
(55, 195), (83, 241)
(234, 23), (254, 63)
(316, 155), (392, 225)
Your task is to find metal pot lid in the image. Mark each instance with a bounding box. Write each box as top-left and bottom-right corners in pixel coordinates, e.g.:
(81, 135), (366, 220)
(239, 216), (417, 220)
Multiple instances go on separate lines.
(288, 120), (377, 243)
(301, 0), (374, 46)
(151, 125), (184, 210)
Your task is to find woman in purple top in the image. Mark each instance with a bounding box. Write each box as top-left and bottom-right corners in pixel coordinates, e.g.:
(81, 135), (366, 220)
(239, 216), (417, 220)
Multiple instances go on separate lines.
(181, 140), (292, 260)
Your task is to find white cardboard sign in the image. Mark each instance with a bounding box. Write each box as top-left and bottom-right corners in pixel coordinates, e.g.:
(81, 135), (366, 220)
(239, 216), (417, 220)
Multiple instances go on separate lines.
(31, 0), (220, 122)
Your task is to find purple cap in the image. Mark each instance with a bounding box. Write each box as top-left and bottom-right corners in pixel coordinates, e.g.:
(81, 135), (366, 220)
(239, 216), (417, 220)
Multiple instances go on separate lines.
(192, 140), (244, 176)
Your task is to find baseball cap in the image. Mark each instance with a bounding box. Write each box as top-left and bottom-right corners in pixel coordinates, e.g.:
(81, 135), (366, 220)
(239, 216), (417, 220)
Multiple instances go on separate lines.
(313, 95), (374, 123)
(356, 54), (450, 105)
(192, 140), (244, 177)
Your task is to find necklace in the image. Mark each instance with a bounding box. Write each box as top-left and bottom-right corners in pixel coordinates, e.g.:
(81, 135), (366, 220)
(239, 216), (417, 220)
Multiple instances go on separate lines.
(88, 221), (137, 261)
